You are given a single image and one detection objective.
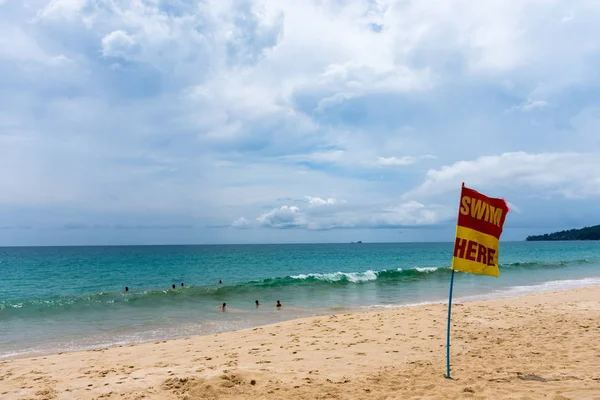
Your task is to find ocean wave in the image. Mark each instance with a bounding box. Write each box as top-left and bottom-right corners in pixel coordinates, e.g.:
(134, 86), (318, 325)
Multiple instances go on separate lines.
(289, 266), (453, 284)
(291, 270), (379, 283)
(0, 267), (450, 314)
(414, 267), (439, 273)
(1, 257), (596, 315)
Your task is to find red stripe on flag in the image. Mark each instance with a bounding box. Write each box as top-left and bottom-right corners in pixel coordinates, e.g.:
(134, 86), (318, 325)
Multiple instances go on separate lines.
(456, 186), (509, 240)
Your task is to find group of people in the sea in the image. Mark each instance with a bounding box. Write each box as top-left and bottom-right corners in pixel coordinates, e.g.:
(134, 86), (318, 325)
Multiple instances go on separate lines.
(219, 300), (282, 311)
(123, 281), (283, 311)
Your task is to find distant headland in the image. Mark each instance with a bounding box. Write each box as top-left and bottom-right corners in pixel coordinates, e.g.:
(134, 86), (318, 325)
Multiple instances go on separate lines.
(526, 225), (600, 241)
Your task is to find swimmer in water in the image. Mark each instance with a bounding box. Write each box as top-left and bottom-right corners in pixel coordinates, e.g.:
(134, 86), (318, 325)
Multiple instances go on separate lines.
(181, 282), (184, 287)
(255, 300), (260, 307)
(276, 300), (282, 308)
(220, 302), (227, 311)
(219, 280), (222, 284)
(125, 286), (129, 292)
(172, 284), (176, 289)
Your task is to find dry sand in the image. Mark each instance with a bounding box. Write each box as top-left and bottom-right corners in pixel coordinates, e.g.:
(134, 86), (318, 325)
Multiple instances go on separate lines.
(2, 285), (600, 400)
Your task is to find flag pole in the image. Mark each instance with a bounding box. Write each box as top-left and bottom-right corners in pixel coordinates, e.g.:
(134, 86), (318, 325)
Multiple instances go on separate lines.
(446, 269), (455, 379)
(446, 182), (464, 379)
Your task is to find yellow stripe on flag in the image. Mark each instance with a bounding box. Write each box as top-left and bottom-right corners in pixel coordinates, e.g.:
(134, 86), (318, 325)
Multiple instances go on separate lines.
(451, 225), (500, 277)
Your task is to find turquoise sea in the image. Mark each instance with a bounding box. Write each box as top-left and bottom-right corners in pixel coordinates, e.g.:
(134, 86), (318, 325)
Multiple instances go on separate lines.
(1, 242), (599, 359)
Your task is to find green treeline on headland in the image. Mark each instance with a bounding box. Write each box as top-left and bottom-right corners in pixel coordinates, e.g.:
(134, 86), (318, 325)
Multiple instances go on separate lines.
(526, 225), (600, 241)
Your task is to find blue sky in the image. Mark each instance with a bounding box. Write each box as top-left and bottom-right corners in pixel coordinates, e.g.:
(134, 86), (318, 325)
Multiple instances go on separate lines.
(2, 0), (600, 246)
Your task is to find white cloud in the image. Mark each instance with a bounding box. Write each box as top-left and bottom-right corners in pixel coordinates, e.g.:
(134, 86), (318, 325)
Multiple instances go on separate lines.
(561, 13), (574, 24)
(36, 0), (86, 21)
(375, 155), (436, 166)
(275, 150), (345, 164)
(231, 217), (251, 229)
(313, 62), (434, 111)
(101, 30), (138, 59)
(50, 54), (73, 65)
(507, 100), (549, 113)
(256, 198), (452, 230)
(407, 152), (600, 199)
(2, 0), (600, 244)
(305, 196), (340, 206)
(0, 24), (57, 63)
(257, 205), (304, 229)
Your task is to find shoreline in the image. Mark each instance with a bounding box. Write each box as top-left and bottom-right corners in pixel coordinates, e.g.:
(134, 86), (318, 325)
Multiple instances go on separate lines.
(2, 285), (600, 399)
(3, 275), (600, 362)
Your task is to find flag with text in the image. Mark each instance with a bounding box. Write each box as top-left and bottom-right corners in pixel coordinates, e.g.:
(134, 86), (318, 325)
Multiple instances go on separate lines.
(452, 185), (509, 277)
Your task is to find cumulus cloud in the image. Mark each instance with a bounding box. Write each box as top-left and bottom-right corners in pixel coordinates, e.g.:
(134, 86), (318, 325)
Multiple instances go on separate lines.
(36, 0), (86, 21)
(305, 196), (340, 206)
(407, 152), (600, 199)
(101, 30), (138, 59)
(313, 62), (434, 111)
(256, 197), (452, 230)
(231, 217), (251, 229)
(2, 1), (600, 244)
(257, 205), (304, 229)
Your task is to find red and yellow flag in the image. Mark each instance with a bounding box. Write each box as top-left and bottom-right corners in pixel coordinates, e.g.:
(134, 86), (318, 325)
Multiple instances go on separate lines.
(452, 185), (509, 277)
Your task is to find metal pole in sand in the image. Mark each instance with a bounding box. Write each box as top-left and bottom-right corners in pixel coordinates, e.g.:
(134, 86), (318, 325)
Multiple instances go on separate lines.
(445, 268), (455, 379)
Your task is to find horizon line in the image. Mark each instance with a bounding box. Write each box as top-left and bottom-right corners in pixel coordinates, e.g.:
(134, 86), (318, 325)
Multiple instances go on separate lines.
(0, 240), (537, 248)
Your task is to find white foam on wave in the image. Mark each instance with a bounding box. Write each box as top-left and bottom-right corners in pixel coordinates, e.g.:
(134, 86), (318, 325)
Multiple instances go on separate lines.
(290, 266), (445, 283)
(291, 270), (378, 283)
(414, 267), (439, 273)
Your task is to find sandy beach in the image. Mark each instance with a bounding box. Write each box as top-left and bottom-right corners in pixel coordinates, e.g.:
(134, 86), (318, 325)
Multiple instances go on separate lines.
(1, 286), (599, 400)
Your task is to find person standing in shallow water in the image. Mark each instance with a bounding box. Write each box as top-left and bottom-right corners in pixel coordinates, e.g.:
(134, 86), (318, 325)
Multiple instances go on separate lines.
(172, 284), (176, 289)
(276, 300), (282, 308)
(255, 300), (260, 307)
(125, 287), (129, 292)
(220, 303), (227, 311)
(181, 283), (184, 287)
